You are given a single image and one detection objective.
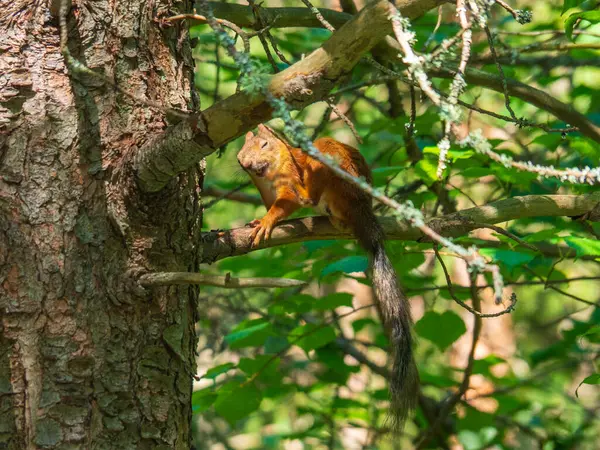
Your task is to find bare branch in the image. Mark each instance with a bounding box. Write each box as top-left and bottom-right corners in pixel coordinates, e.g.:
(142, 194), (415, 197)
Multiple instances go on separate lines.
(203, 183), (262, 206)
(433, 245), (516, 317)
(200, 192), (600, 263)
(166, 14), (250, 53)
(138, 272), (306, 288)
(431, 67), (600, 143)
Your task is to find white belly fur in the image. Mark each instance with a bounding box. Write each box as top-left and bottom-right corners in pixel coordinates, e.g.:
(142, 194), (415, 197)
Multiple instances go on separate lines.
(315, 193), (330, 216)
(251, 175), (276, 209)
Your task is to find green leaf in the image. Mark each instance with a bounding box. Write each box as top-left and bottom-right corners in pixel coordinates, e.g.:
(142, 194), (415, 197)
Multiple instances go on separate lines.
(283, 292), (353, 313)
(332, 398), (369, 409)
(579, 325), (600, 343)
(524, 228), (561, 243)
(290, 324), (337, 352)
(322, 256), (369, 277)
(191, 389), (218, 414)
(214, 383), (263, 424)
(575, 374), (600, 397)
(414, 311), (467, 351)
(458, 427), (497, 450)
(457, 430), (482, 450)
(225, 319), (274, 349)
(458, 409), (496, 431)
(372, 166), (405, 186)
(562, 0), (586, 15)
(303, 240), (337, 253)
(564, 236), (600, 257)
(479, 248), (535, 270)
(565, 10), (600, 40)
(314, 293), (354, 310)
(202, 363), (235, 380)
(264, 336), (289, 354)
(419, 371), (457, 388)
(238, 356), (281, 382)
(351, 318), (379, 333)
(472, 355), (506, 377)
(460, 167), (494, 178)
(315, 347), (360, 376)
(447, 148), (475, 160)
(414, 157), (439, 185)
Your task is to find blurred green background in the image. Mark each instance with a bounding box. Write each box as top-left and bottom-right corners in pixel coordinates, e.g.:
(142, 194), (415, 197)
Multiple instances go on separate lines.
(189, 1), (600, 448)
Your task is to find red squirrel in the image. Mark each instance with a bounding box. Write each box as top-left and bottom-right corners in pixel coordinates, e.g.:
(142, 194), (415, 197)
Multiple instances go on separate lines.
(237, 124), (419, 429)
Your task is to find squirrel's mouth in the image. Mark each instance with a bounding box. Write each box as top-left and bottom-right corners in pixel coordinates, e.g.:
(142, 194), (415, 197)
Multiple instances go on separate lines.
(253, 164), (268, 177)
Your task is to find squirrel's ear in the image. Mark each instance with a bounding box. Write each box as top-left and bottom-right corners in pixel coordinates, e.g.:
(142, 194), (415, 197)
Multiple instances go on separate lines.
(245, 131), (254, 142)
(257, 124), (268, 135)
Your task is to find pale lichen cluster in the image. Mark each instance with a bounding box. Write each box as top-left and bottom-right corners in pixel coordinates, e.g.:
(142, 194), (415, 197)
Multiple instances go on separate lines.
(462, 130), (600, 185)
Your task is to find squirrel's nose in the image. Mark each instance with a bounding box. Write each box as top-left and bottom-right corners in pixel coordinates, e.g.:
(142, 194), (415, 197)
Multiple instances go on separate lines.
(238, 157), (250, 170)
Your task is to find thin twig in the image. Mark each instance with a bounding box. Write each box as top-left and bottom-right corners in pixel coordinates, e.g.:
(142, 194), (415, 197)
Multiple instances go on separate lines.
(495, 0), (520, 21)
(326, 98), (363, 143)
(405, 276), (600, 295)
(422, 6), (444, 50)
(248, 0), (280, 72)
(312, 103), (335, 140)
(523, 267), (599, 308)
(497, 29), (600, 38)
(433, 245), (517, 318)
(466, 223), (539, 253)
(214, 43), (221, 103)
(437, 0), (472, 178)
(484, 26), (518, 121)
(416, 273), (483, 449)
(300, 0), (336, 32)
(430, 28), (467, 61)
(453, 97), (578, 134)
(203, 183), (262, 206)
(166, 14), (250, 53)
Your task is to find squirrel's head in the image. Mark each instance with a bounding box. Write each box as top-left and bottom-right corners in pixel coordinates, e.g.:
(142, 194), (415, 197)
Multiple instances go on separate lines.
(237, 124), (288, 178)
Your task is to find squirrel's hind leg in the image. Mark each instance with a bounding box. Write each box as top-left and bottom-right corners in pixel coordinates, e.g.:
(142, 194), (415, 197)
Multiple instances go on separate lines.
(328, 216), (352, 234)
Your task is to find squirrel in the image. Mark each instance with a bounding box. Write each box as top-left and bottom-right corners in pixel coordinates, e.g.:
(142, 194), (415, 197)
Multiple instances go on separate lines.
(237, 124), (419, 429)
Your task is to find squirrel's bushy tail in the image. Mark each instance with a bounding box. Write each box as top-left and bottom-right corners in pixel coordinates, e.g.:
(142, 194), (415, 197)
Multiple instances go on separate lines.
(352, 209), (419, 430)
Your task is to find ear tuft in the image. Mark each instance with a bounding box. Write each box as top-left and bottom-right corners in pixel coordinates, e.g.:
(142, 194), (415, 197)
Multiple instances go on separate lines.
(245, 131), (254, 142)
(257, 124), (268, 135)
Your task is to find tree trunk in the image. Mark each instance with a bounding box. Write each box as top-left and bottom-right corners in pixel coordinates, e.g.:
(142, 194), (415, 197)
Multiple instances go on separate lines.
(0, 0), (202, 448)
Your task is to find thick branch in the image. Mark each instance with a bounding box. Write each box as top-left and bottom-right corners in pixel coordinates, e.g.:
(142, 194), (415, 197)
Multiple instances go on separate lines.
(201, 193), (600, 263)
(206, 2), (354, 29)
(138, 272), (306, 288)
(134, 0), (446, 192)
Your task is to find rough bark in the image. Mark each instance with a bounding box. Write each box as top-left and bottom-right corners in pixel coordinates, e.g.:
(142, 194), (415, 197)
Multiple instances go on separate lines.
(0, 0), (201, 448)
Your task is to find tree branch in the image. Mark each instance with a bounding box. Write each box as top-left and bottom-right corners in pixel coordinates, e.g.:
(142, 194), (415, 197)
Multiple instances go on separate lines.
(138, 272), (306, 288)
(431, 67), (600, 143)
(200, 193), (600, 263)
(204, 1), (448, 30)
(134, 0), (447, 192)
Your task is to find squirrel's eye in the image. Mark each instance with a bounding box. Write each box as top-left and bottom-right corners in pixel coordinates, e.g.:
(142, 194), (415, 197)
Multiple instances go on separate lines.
(260, 141), (268, 149)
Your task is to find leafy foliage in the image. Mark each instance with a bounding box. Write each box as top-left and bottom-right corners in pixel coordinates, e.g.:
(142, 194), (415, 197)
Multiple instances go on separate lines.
(190, 0), (600, 448)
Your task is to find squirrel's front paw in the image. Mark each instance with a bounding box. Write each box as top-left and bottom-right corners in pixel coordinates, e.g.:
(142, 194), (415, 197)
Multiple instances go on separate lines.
(249, 217), (275, 248)
(245, 219), (261, 228)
